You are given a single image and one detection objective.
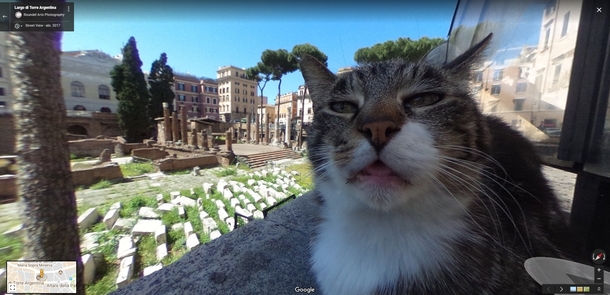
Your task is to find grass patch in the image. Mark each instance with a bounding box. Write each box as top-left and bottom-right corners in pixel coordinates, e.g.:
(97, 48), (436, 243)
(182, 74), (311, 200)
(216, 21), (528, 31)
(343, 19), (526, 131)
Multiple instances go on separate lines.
(90, 180), (113, 190)
(286, 162), (314, 191)
(215, 167), (237, 177)
(0, 234), (23, 268)
(137, 235), (158, 268)
(120, 162), (154, 177)
(120, 195), (157, 217)
(161, 208), (182, 227)
(230, 175), (251, 184)
(86, 264), (119, 295)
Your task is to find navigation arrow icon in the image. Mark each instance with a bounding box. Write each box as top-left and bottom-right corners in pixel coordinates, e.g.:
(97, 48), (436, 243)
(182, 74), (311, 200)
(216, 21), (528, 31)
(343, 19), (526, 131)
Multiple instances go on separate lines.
(559, 286), (563, 292)
(2, 15), (6, 18)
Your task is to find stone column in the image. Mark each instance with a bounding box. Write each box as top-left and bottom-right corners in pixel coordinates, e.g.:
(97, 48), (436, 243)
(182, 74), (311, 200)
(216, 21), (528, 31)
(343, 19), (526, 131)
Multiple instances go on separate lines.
(247, 113), (252, 143)
(172, 111), (179, 144)
(264, 113), (270, 145)
(163, 102), (171, 143)
(180, 107), (188, 144)
(201, 130), (209, 151)
(225, 130), (232, 151)
(286, 111), (291, 147)
(189, 129), (198, 147)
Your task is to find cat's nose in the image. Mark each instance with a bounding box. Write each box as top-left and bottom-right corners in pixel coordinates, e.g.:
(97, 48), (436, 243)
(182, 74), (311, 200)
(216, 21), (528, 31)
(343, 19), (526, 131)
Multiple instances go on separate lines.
(360, 120), (399, 151)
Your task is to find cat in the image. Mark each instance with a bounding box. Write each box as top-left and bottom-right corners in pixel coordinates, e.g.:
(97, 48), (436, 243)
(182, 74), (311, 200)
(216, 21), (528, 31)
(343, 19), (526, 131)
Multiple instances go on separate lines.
(299, 34), (569, 295)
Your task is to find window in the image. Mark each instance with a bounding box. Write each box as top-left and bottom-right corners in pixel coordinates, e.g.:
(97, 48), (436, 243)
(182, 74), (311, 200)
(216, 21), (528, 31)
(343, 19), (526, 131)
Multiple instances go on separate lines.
(251, 91), (255, 96)
(243, 107), (246, 114)
(192, 96), (199, 102)
(553, 64), (562, 86)
(235, 82), (240, 85)
(307, 108), (312, 114)
(543, 28), (551, 50)
(492, 70), (503, 81)
(71, 81), (85, 97)
(0, 101), (5, 108)
(213, 98), (217, 104)
(100, 107), (111, 113)
(235, 88), (239, 93)
(0, 87), (4, 96)
(191, 85), (198, 92)
(73, 105), (86, 111)
(561, 11), (570, 37)
(513, 99), (525, 111)
(243, 98), (246, 102)
(236, 106), (239, 112)
(98, 85), (110, 99)
(206, 97), (210, 103)
(515, 82), (527, 93)
(473, 71), (483, 82)
(0, 67), (3, 77)
(178, 83), (185, 91)
(178, 94), (186, 101)
(545, 0), (556, 16)
(491, 84), (501, 95)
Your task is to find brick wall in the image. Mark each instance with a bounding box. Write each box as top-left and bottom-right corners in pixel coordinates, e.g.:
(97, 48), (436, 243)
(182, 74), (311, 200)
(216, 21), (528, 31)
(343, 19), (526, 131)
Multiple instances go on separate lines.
(154, 155), (218, 172)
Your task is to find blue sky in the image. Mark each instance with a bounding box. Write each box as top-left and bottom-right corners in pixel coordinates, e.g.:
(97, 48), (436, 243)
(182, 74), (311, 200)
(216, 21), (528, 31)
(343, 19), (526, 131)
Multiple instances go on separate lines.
(61, 0), (456, 103)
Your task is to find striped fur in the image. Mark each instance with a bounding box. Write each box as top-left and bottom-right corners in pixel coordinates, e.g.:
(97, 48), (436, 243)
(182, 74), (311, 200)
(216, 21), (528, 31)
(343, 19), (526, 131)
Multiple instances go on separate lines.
(300, 36), (568, 295)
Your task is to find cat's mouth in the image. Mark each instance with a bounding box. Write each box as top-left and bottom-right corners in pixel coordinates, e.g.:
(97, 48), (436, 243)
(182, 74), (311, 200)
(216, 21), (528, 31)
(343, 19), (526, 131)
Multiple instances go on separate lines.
(348, 160), (409, 187)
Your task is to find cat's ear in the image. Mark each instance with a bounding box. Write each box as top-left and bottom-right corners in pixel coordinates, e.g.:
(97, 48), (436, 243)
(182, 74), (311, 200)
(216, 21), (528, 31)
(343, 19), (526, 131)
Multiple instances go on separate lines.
(442, 33), (493, 74)
(300, 54), (336, 101)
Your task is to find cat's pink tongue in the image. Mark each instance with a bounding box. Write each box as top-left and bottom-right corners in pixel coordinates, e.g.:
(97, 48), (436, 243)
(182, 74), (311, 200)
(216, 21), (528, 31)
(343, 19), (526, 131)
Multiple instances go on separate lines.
(363, 161), (395, 176)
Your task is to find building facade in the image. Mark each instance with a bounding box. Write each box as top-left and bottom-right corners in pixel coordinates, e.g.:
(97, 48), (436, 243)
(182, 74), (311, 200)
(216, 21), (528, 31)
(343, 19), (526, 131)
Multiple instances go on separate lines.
(61, 50), (121, 113)
(296, 85), (313, 125)
(276, 92), (298, 126)
(0, 32), (13, 114)
(174, 72), (202, 118)
(200, 78), (219, 120)
(216, 65), (258, 122)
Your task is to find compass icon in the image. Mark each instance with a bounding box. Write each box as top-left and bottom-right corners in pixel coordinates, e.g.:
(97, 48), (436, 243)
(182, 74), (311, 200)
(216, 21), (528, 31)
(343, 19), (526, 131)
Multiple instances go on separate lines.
(592, 249), (606, 265)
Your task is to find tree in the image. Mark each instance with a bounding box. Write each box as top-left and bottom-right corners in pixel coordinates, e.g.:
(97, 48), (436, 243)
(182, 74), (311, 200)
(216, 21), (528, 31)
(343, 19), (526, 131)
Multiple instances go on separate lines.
(111, 37), (150, 142)
(291, 44), (328, 148)
(261, 49), (298, 143)
(8, 23), (85, 293)
(246, 63), (272, 144)
(354, 36), (445, 63)
(148, 53), (175, 125)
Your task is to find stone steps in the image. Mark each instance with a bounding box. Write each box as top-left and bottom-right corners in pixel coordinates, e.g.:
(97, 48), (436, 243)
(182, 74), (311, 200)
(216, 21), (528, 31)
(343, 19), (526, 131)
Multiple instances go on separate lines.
(240, 150), (301, 168)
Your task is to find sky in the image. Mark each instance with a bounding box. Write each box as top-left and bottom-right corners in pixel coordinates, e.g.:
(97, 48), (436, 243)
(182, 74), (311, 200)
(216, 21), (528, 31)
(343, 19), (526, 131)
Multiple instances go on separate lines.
(61, 0), (457, 104)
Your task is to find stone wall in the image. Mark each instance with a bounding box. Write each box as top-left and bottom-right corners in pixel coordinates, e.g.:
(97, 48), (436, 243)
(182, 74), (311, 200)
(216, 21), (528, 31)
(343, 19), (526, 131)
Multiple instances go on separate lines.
(154, 155), (218, 172)
(0, 175), (17, 204)
(132, 148), (169, 161)
(69, 139), (116, 158)
(0, 114), (15, 155)
(72, 163), (123, 186)
(122, 143), (148, 155)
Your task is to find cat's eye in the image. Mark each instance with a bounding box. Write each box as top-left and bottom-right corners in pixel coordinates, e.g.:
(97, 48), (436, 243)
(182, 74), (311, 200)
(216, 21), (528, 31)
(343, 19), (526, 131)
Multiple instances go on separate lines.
(404, 94), (442, 108)
(329, 102), (358, 113)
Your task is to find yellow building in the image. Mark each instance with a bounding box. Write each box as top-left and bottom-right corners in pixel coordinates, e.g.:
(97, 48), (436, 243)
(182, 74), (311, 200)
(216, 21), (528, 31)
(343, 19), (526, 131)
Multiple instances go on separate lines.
(296, 85), (313, 124)
(216, 65), (258, 122)
(276, 92), (297, 126)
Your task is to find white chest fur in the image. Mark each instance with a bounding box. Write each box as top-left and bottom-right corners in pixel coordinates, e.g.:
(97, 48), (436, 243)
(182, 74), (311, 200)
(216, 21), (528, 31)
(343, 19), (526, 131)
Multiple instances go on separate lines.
(312, 183), (471, 295)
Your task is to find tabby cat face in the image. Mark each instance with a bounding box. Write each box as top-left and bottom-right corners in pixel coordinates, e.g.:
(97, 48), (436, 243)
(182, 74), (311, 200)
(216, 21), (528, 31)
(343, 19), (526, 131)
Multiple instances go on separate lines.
(301, 37), (492, 211)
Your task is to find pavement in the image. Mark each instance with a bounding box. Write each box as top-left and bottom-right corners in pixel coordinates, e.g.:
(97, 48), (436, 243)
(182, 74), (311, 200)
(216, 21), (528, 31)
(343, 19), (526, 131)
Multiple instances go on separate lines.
(217, 143), (284, 155)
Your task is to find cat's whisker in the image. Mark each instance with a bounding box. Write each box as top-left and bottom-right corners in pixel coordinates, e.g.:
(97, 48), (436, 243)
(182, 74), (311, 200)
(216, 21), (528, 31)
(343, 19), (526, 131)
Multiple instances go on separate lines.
(435, 160), (534, 257)
(424, 170), (526, 260)
(427, 166), (504, 245)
